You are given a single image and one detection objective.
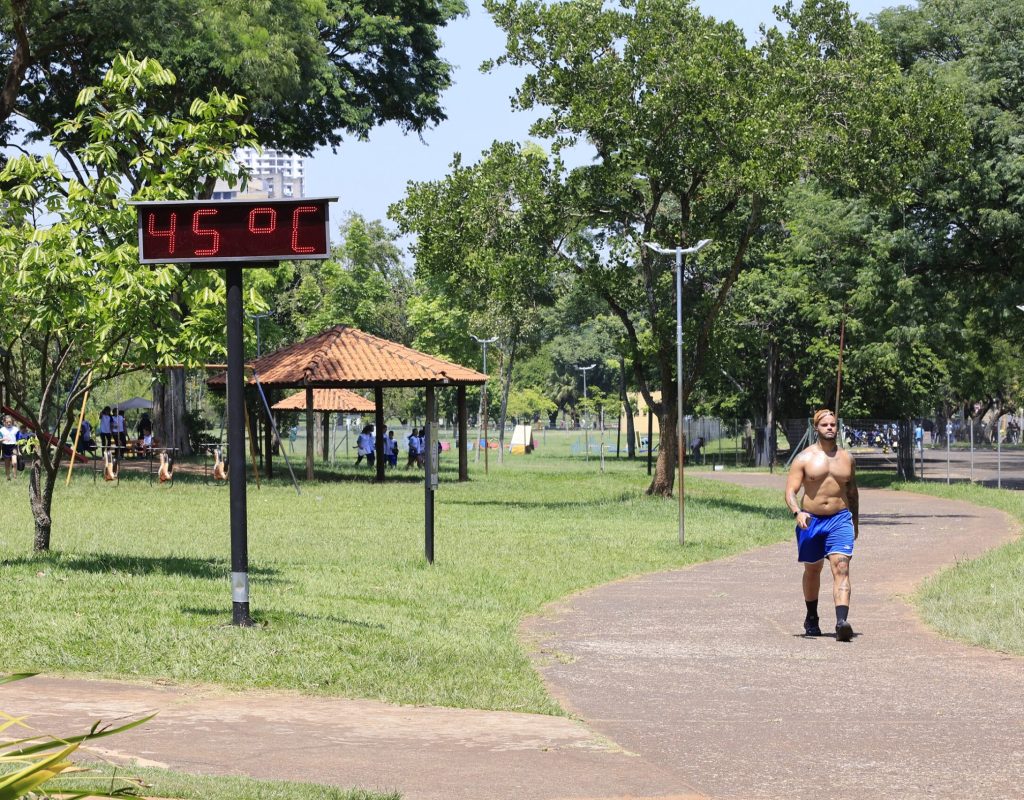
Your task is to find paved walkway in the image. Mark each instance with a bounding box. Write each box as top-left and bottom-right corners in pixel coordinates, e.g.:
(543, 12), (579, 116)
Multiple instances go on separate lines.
(5, 474), (1021, 799)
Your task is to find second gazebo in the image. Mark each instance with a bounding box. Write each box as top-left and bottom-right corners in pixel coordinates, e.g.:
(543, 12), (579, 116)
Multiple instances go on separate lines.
(210, 325), (487, 482)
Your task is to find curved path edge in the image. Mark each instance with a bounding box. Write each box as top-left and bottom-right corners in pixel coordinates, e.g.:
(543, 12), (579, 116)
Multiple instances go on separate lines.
(522, 472), (1023, 800)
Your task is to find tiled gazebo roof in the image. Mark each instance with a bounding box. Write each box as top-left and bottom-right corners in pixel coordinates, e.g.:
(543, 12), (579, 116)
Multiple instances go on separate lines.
(272, 388), (375, 413)
(208, 325), (487, 389)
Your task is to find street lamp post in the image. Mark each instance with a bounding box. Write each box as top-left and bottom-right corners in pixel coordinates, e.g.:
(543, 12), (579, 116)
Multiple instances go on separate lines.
(643, 238), (712, 546)
(471, 335), (498, 474)
(247, 312), (271, 357)
(575, 363), (597, 462)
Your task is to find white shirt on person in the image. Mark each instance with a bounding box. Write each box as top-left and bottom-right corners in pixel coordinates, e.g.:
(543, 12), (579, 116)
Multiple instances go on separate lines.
(1, 425), (18, 445)
(111, 415), (125, 434)
(99, 414), (111, 435)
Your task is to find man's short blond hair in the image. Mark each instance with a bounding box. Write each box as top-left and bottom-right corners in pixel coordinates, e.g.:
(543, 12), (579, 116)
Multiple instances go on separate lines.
(813, 409), (836, 427)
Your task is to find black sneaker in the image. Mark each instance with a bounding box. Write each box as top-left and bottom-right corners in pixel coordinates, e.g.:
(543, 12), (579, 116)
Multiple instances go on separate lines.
(804, 616), (822, 636)
(835, 620), (854, 642)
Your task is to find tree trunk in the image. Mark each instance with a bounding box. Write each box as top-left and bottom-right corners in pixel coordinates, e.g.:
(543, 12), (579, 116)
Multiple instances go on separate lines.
(647, 407), (677, 497)
(29, 458), (56, 551)
(496, 338), (517, 464)
(765, 340), (778, 467)
(153, 368), (192, 456)
(619, 356), (636, 459)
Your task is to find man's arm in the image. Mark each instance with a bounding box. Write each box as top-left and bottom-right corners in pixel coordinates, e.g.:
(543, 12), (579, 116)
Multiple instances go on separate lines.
(846, 454), (859, 539)
(785, 455), (810, 529)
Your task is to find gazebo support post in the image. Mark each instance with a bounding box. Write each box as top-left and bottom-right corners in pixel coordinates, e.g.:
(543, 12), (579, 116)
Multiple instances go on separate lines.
(425, 384), (436, 563)
(322, 411), (330, 463)
(457, 385), (468, 481)
(305, 386), (314, 480)
(375, 386), (385, 482)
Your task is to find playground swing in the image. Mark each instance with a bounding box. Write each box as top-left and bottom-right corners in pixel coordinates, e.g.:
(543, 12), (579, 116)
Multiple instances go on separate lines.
(206, 398), (229, 484)
(102, 446), (118, 482)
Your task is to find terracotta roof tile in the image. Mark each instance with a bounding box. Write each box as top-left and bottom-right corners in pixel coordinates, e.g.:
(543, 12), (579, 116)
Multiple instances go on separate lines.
(208, 325), (487, 388)
(272, 388), (375, 413)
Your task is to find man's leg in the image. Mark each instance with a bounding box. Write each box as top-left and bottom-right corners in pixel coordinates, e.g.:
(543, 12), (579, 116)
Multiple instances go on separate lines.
(802, 561), (824, 635)
(828, 553), (853, 641)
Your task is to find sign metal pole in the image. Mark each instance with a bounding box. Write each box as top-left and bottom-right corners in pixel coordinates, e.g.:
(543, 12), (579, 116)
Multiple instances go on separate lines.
(226, 265), (253, 627)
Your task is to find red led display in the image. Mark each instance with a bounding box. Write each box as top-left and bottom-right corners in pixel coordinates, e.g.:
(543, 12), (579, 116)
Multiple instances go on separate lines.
(133, 198), (335, 264)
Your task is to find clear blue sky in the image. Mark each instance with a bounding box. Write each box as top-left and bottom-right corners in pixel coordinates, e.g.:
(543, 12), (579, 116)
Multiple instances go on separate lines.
(305, 0), (896, 234)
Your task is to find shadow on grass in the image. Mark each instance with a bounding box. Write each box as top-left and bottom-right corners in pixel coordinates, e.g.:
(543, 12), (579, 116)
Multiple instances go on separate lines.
(1, 551), (281, 581)
(445, 489), (641, 511)
(182, 606), (385, 629)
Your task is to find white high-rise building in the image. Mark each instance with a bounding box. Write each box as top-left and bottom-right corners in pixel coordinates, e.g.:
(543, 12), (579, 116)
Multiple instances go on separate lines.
(212, 148), (305, 200)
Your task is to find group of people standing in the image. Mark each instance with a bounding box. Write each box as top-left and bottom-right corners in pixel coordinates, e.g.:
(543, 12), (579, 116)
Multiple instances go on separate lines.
(75, 408), (154, 459)
(354, 425), (434, 469)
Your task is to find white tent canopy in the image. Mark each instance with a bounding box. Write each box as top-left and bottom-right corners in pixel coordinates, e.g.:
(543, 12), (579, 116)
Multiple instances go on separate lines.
(114, 397), (154, 411)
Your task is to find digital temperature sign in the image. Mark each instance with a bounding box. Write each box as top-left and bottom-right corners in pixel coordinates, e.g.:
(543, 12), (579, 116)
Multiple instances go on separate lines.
(133, 197), (336, 264)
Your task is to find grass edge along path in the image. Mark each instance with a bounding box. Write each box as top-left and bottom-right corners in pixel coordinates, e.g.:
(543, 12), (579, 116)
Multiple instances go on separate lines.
(0, 459), (790, 715)
(27, 760), (399, 799)
(859, 475), (1024, 656)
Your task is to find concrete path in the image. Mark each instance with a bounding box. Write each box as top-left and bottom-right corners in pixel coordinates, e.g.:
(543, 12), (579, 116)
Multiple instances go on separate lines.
(4, 475), (1021, 799)
(526, 473), (1024, 800)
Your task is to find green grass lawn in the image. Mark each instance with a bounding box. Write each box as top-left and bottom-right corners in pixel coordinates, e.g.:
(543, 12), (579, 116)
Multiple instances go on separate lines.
(857, 474), (1024, 656)
(1, 439), (790, 714)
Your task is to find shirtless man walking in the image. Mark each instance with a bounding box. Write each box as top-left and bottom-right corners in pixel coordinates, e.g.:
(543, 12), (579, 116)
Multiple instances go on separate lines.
(785, 409), (859, 642)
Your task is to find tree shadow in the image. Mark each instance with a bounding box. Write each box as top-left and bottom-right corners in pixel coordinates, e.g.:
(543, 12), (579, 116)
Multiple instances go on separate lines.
(1, 552), (280, 582)
(445, 489), (640, 511)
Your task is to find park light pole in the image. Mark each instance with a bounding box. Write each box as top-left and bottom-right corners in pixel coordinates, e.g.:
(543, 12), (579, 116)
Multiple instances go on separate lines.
(575, 363), (597, 462)
(471, 334), (498, 474)
(247, 312), (271, 357)
(643, 237), (713, 546)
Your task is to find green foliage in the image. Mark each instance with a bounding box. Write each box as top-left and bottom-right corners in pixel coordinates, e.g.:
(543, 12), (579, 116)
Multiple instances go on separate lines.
(392, 140), (563, 348)
(0, 673), (152, 800)
(275, 214), (411, 344)
(470, 0), (961, 491)
(0, 0), (465, 153)
(505, 386), (556, 421)
(873, 0), (1024, 412)
(0, 53), (257, 548)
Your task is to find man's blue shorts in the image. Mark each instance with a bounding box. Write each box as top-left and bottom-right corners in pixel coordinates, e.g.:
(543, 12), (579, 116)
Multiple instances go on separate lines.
(796, 509), (855, 563)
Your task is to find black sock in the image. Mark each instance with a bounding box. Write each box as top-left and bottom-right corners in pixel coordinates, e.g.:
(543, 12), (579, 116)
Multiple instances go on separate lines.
(836, 605), (849, 624)
(805, 600), (818, 620)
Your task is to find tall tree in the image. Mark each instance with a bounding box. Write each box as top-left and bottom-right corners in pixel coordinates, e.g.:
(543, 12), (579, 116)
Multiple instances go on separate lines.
(0, 54), (255, 550)
(0, 0), (465, 152)
(392, 140), (563, 454)
(876, 0), (1024, 411)
(484, 0), (963, 495)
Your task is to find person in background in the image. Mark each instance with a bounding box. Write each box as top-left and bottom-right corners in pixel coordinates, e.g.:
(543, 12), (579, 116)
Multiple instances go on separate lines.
(16, 424), (31, 471)
(355, 424), (373, 467)
(387, 430), (399, 467)
(111, 407), (126, 458)
(137, 412), (153, 455)
(1, 415), (19, 480)
(78, 418), (98, 456)
(406, 427), (420, 468)
(99, 406), (112, 454)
